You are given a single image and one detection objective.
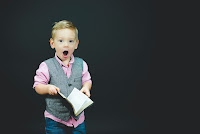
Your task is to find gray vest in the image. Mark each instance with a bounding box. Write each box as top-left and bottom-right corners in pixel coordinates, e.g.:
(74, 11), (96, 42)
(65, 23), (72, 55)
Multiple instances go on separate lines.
(44, 57), (83, 121)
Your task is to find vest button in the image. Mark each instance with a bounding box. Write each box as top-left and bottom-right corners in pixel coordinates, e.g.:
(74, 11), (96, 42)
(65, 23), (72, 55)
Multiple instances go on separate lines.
(68, 84), (72, 87)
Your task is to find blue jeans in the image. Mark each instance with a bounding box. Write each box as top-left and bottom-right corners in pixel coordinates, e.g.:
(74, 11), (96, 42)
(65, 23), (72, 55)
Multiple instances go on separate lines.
(45, 118), (86, 134)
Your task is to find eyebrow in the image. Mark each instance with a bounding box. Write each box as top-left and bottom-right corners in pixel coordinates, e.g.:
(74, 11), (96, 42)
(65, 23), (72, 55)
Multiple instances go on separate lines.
(66, 37), (75, 39)
(57, 37), (75, 40)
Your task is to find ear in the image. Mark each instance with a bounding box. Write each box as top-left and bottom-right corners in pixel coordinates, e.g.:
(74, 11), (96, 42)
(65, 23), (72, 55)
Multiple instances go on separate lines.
(75, 40), (79, 49)
(50, 38), (55, 49)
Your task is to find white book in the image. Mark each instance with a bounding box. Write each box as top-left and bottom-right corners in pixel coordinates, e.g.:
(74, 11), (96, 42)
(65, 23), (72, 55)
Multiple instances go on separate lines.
(58, 87), (94, 116)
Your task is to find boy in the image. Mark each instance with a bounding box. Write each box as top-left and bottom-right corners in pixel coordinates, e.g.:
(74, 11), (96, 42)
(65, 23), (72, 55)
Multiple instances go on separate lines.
(33, 20), (92, 134)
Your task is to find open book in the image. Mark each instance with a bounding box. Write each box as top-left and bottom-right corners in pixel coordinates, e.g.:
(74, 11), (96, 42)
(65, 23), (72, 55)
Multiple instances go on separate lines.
(58, 87), (94, 116)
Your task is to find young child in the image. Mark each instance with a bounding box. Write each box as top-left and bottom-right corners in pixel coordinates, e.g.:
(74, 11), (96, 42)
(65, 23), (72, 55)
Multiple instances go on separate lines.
(33, 20), (92, 134)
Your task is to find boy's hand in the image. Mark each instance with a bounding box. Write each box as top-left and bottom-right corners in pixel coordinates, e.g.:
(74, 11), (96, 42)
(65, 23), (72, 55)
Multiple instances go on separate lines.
(47, 84), (60, 95)
(80, 87), (91, 97)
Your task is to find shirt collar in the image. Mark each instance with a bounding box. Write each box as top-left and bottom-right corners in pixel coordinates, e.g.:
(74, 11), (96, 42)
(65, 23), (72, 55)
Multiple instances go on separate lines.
(54, 53), (74, 67)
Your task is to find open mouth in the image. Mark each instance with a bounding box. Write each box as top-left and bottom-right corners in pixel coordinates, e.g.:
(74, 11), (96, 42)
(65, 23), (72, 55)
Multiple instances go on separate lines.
(63, 51), (68, 56)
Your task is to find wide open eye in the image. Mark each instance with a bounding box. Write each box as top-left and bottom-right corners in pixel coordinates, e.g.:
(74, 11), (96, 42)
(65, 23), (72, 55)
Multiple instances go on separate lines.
(69, 40), (74, 43)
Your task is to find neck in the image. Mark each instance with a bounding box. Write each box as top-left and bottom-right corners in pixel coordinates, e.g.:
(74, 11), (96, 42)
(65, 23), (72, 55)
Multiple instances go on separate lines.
(63, 58), (71, 67)
(56, 55), (71, 67)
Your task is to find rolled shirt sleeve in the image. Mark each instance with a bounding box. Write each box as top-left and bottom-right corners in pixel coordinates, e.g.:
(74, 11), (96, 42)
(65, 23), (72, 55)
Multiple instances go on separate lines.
(33, 62), (50, 88)
(82, 60), (92, 85)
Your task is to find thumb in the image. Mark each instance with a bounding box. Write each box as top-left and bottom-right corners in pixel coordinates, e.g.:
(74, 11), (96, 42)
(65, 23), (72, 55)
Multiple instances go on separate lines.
(56, 88), (60, 93)
(86, 91), (91, 97)
(53, 85), (60, 93)
(80, 88), (84, 92)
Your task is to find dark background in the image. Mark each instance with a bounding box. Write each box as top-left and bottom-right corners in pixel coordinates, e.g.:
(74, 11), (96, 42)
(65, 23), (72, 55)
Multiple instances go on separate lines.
(0, 0), (180, 133)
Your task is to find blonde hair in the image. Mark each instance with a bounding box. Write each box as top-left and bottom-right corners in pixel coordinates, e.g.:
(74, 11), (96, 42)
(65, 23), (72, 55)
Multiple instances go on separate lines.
(51, 20), (78, 40)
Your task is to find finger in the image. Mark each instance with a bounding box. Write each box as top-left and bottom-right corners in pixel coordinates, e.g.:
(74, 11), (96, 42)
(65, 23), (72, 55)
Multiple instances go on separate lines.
(54, 90), (58, 94)
(84, 90), (90, 97)
(49, 89), (53, 95)
(56, 87), (60, 92)
(50, 91), (53, 95)
(52, 90), (56, 95)
(87, 92), (91, 97)
(80, 88), (84, 92)
(53, 86), (60, 93)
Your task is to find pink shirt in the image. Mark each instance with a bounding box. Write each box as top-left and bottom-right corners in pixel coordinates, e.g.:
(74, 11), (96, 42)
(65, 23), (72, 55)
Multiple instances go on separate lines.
(33, 54), (92, 128)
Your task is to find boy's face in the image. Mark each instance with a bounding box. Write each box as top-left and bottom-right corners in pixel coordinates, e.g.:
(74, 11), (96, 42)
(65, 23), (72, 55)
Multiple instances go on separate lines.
(50, 28), (79, 61)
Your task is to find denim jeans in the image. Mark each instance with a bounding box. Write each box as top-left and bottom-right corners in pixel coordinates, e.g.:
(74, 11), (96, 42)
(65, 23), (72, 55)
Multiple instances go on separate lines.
(45, 118), (86, 134)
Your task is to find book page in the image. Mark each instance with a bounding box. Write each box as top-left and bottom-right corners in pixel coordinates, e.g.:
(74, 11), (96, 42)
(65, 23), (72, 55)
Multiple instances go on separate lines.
(76, 99), (94, 116)
(67, 88), (90, 114)
(58, 87), (94, 116)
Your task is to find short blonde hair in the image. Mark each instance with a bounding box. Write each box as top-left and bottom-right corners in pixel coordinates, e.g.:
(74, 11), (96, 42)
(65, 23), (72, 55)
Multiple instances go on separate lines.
(51, 20), (78, 40)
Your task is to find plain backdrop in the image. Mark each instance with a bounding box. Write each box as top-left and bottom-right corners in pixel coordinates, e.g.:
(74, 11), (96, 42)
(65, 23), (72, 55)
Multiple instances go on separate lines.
(0, 0), (163, 133)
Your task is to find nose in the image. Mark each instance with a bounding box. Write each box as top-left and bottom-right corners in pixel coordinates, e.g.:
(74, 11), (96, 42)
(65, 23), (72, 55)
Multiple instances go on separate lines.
(63, 42), (69, 47)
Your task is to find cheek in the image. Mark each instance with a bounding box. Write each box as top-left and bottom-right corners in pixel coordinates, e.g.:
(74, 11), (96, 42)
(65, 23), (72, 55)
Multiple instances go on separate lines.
(69, 46), (75, 51)
(55, 47), (62, 52)
(57, 46), (63, 50)
(68, 48), (73, 53)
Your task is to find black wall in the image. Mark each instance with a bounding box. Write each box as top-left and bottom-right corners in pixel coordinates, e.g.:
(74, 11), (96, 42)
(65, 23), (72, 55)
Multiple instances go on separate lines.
(0, 0), (158, 133)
